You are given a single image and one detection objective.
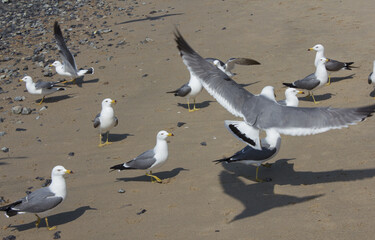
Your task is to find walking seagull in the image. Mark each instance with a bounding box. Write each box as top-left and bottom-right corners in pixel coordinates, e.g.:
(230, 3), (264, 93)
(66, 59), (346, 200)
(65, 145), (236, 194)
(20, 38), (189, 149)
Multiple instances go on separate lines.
(205, 57), (260, 77)
(0, 166), (73, 230)
(93, 98), (118, 147)
(308, 44), (355, 85)
(19, 76), (66, 104)
(214, 121), (281, 182)
(283, 57), (329, 104)
(50, 21), (94, 84)
(174, 28), (375, 137)
(110, 130), (174, 183)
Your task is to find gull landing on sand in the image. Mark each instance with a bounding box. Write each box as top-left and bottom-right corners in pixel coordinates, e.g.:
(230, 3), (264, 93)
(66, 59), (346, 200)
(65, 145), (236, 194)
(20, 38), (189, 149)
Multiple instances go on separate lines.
(19, 76), (66, 104)
(174, 28), (375, 137)
(94, 98), (118, 147)
(0, 166), (73, 230)
(51, 21), (94, 84)
(308, 44), (355, 86)
(110, 130), (174, 183)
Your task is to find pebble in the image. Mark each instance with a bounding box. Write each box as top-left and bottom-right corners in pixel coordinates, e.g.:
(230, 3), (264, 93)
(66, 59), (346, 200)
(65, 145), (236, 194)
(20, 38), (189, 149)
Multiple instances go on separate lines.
(0, 131), (6, 136)
(15, 128), (27, 131)
(177, 122), (186, 127)
(68, 152), (75, 156)
(53, 231), (62, 239)
(11, 106), (23, 114)
(21, 107), (32, 115)
(118, 189), (125, 193)
(0, 196), (5, 204)
(200, 142), (207, 146)
(2, 235), (16, 240)
(14, 96), (25, 101)
(35, 176), (45, 181)
(137, 209), (147, 215)
(39, 106), (48, 111)
(2, 147), (9, 152)
(42, 179), (52, 187)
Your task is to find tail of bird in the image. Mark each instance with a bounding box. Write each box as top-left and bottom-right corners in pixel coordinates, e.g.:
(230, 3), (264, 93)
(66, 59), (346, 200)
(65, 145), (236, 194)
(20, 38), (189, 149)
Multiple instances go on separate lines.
(77, 67), (94, 76)
(282, 83), (296, 88)
(344, 62), (356, 70)
(166, 89), (178, 96)
(213, 157), (232, 164)
(0, 200), (22, 217)
(86, 67), (94, 75)
(110, 163), (127, 171)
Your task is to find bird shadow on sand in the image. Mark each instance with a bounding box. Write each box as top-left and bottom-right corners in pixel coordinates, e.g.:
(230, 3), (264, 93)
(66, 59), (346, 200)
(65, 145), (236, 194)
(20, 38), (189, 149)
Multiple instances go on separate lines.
(0, 156), (28, 166)
(177, 100), (215, 110)
(115, 13), (184, 25)
(36, 94), (74, 104)
(238, 81), (260, 88)
(62, 77), (99, 88)
(108, 133), (134, 142)
(218, 158), (375, 222)
(369, 89), (375, 98)
(9, 206), (96, 232)
(299, 93), (334, 103)
(115, 167), (188, 183)
(329, 73), (355, 84)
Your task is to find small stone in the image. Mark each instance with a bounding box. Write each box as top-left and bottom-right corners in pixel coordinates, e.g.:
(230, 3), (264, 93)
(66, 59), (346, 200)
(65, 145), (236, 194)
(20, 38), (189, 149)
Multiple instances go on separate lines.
(25, 191), (32, 195)
(118, 189), (125, 193)
(200, 142), (207, 146)
(0, 132), (6, 136)
(21, 107), (32, 115)
(39, 106), (47, 111)
(137, 209), (146, 215)
(14, 96), (25, 101)
(2, 235), (16, 240)
(0, 196), (5, 204)
(15, 128), (27, 131)
(35, 176), (45, 181)
(142, 74), (148, 78)
(12, 106), (22, 114)
(35, 116), (40, 120)
(53, 231), (61, 239)
(1, 147), (9, 152)
(68, 152), (74, 156)
(42, 179), (52, 187)
(177, 122), (186, 127)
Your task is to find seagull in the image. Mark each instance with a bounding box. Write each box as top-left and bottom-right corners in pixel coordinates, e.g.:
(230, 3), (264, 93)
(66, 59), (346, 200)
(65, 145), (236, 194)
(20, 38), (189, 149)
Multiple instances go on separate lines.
(368, 60), (375, 99)
(205, 57), (260, 77)
(50, 21), (94, 84)
(174, 28), (375, 137)
(278, 88), (304, 107)
(308, 44), (355, 85)
(110, 130), (174, 183)
(167, 69), (203, 112)
(19, 76), (66, 104)
(283, 57), (329, 104)
(214, 121), (281, 182)
(0, 165), (73, 230)
(93, 98), (118, 147)
(258, 86), (277, 102)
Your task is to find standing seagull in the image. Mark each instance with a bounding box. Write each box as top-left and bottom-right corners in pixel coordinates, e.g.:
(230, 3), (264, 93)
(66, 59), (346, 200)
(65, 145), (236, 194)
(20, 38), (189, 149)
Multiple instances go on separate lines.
(215, 121), (281, 182)
(368, 60), (375, 99)
(308, 44), (355, 85)
(50, 21), (94, 84)
(93, 98), (118, 147)
(205, 57), (260, 77)
(174, 29), (375, 137)
(110, 130), (174, 183)
(278, 88), (304, 107)
(0, 166), (73, 230)
(167, 72), (203, 112)
(283, 57), (329, 104)
(19, 76), (66, 104)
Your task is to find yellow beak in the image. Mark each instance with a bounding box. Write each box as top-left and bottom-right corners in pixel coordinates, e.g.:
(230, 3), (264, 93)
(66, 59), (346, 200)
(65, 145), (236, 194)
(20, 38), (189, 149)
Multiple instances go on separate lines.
(65, 170), (73, 174)
(308, 48), (314, 51)
(298, 91), (304, 94)
(49, 64), (53, 67)
(111, 99), (117, 104)
(167, 133), (174, 137)
(19, 79), (23, 82)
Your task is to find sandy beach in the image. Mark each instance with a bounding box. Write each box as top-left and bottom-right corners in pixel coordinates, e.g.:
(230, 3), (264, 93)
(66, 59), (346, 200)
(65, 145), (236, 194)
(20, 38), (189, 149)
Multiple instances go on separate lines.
(2, 0), (375, 239)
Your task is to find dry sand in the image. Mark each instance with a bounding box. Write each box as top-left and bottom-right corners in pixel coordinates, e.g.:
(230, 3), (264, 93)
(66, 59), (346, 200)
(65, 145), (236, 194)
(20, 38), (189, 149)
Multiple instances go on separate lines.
(2, 0), (375, 239)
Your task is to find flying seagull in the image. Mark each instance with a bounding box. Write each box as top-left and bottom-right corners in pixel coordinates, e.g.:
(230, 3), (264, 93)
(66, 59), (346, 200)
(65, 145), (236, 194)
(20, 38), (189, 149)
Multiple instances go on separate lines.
(174, 28), (375, 137)
(215, 121), (281, 182)
(283, 57), (329, 104)
(0, 166), (73, 230)
(308, 44), (355, 85)
(19, 76), (66, 104)
(205, 57), (261, 77)
(50, 21), (94, 84)
(110, 130), (174, 183)
(167, 73), (203, 112)
(94, 98), (118, 147)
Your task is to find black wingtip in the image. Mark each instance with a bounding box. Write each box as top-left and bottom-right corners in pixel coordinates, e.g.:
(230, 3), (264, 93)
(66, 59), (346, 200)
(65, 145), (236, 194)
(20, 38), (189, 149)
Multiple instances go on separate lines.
(282, 83), (295, 88)
(174, 28), (195, 55)
(54, 21), (62, 37)
(86, 67), (94, 75)
(213, 158), (230, 164)
(110, 163), (126, 171)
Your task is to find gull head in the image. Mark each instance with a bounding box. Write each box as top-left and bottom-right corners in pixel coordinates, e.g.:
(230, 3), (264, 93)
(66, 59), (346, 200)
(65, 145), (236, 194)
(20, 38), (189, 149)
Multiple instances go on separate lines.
(213, 60), (222, 67)
(52, 165), (73, 177)
(19, 76), (33, 84)
(308, 44), (324, 52)
(157, 130), (174, 140)
(50, 61), (62, 68)
(285, 88), (304, 97)
(260, 86), (276, 101)
(317, 57), (329, 65)
(101, 98), (116, 108)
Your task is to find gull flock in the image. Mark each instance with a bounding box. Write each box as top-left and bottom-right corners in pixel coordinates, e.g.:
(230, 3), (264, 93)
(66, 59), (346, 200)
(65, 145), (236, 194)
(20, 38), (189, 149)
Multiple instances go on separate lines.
(1, 20), (375, 231)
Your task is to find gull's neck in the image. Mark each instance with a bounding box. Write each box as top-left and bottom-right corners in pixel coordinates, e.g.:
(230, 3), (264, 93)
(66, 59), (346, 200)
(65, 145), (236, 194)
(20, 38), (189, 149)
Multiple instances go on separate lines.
(314, 50), (325, 67)
(101, 106), (114, 118)
(315, 62), (328, 83)
(285, 94), (298, 107)
(49, 175), (67, 199)
(154, 137), (168, 161)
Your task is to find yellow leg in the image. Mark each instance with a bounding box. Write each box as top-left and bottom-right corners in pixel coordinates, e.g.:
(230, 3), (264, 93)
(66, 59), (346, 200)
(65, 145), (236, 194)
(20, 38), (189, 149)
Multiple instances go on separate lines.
(192, 99), (200, 111)
(146, 171), (162, 183)
(45, 217), (56, 231)
(35, 214), (41, 228)
(311, 92), (319, 104)
(104, 132), (112, 145)
(187, 99), (194, 112)
(255, 166), (263, 183)
(38, 96), (45, 105)
(326, 75), (331, 86)
(262, 163), (272, 168)
(98, 134), (105, 147)
(61, 78), (76, 84)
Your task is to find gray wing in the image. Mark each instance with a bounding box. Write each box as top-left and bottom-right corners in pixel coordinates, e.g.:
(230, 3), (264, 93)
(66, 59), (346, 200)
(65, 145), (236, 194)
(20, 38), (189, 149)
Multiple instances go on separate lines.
(54, 21), (78, 75)
(114, 117), (119, 127)
(277, 99), (287, 106)
(292, 73), (320, 90)
(12, 187), (63, 213)
(325, 59), (345, 71)
(93, 113), (101, 128)
(172, 83), (192, 97)
(125, 149), (157, 169)
(368, 72), (373, 84)
(35, 80), (56, 89)
(225, 58), (261, 72)
(174, 29), (375, 136)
